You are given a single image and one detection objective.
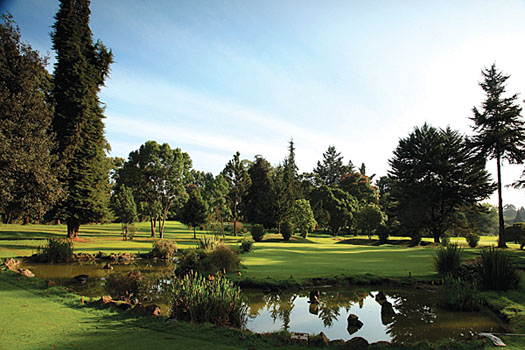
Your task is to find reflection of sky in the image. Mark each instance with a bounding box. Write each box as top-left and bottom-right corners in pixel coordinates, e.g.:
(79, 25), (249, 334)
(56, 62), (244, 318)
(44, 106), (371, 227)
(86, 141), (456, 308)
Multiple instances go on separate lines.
(245, 289), (503, 343)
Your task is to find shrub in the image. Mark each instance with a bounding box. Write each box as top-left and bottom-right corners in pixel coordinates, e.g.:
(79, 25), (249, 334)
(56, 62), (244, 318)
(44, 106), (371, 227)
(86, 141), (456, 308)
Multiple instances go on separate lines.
(465, 233), (480, 248)
(240, 239), (253, 253)
(281, 221), (294, 241)
(478, 246), (520, 290)
(437, 276), (482, 311)
(506, 224), (525, 250)
(197, 235), (220, 251)
(171, 272), (248, 327)
(151, 239), (177, 259)
(206, 244), (240, 274)
(227, 221), (243, 234)
(377, 224), (389, 244)
(176, 248), (206, 276)
(37, 237), (74, 263)
(409, 232), (422, 246)
(433, 243), (462, 276)
(440, 233), (450, 247)
(250, 224), (265, 242)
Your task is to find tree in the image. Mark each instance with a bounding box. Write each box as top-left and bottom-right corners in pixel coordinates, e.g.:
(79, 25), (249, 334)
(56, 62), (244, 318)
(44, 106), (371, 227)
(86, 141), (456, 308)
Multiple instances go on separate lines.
(51, 0), (113, 238)
(291, 199), (317, 238)
(354, 203), (387, 238)
(118, 141), (193, 238)
(0, 14), (63, 223)
(110, 185), (138, 240)
(340, 172), (379, 204)
(313, 146), (354, 187)
(181, 186), (208, 239)
(244, 156), (274, 228)
(514, 207), (525, 223)
(207, 174), (231, 236)
(503, 204), (517, 223)
(389, 124), (494, 243)
(310, 186), (358, 236)
(449, 204), (498, 237)
(222, 152), (251, 236)
(469, 64), (525, 247)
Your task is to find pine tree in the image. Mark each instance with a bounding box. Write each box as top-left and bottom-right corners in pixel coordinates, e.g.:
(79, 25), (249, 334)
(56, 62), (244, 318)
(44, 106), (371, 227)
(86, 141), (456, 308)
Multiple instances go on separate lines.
(222, 152), (251, 236)
(470, 64), (525, 247)
(51, 0), (113, 237)
(244, 156), (274, 228)
(314, 146), (354, 187)
(0, 14), (64, 223)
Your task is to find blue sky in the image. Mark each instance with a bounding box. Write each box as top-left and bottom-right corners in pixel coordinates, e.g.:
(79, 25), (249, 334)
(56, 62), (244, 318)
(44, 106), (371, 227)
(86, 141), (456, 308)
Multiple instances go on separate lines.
(3, 0), (525, 207)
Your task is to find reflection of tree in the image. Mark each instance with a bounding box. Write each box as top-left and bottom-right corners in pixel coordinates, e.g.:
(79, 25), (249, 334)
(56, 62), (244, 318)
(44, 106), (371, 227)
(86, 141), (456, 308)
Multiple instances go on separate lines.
(265, 293), (296, 329)
(382, 291), (437, 343)
(316, 290), (360, 327)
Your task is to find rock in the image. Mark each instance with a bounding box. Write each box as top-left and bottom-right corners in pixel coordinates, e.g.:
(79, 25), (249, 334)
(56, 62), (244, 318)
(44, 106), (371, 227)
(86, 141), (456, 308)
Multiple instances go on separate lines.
(3, 258), (20, 271)
(131, 303), (161, 316)
(381, 301), (395, 315)
(309, 303), (319, 315)
(330, 339), (345, 345)
(370, 341), (390, 346)
(319, 332), (330, 346)
(100, 295), (114, 304)
(73, 274), (88, 284)
(18, 269), (35, 278)
(103, 263), (113, 270)
(309, 290), (320, 304)
(347, 314), (363, 327)
(375, 291), (386, 303)
(46, 280), (55, 287)
(345, 336), (369, 349)
(131, 297), (140, 305)
(116, 302), (132, 310)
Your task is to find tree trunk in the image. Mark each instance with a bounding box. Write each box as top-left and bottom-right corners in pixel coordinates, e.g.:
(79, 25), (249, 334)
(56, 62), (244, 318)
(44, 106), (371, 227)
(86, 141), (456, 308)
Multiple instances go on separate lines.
(67, 218), (79, 238)
(434, 234), (440, 244)
(194, 227), (197, 239)
(158, 217), (163, 239)
(56, 219), (61, 225)
(496, 155), (507, 248)
(150, 218), (156, 238)
(233, 220), (237, 236)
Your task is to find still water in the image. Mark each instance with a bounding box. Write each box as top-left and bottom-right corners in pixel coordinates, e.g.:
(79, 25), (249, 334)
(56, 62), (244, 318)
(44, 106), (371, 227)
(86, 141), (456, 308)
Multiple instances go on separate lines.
(22, 262), (504, 343)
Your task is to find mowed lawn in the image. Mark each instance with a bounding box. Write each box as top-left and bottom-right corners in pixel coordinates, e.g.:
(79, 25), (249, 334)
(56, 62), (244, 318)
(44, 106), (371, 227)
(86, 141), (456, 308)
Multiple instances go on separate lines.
(2, 221), (524, 283)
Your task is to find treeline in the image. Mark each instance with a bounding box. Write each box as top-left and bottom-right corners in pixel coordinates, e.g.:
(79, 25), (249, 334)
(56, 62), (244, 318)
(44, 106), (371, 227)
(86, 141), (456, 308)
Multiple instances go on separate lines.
(2, 2), (525, 246)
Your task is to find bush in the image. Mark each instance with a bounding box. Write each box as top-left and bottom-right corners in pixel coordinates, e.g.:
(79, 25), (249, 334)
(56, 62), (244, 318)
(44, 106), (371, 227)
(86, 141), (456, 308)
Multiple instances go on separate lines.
(478, 246), (520, 290)
(506, 224), (525, 250)
(151, 239), (177, 259)
(440, 233), (450, 247)
(437, 276), (482, 311)
(465, 233), (480, 248)
(106, 270), (143, 298)
(37, 237), (74, 263)
(281, 221), (294, 241)
(409, 232), (422, 246)
(197, 235), (220, 251)
(240, 239), (253, 253)
(176, 248), (206, 276)
(377, 225), (389, 244)
(206, 244), (240, 274)
(171, 272), (248, 327)
(433, 243), (462, 276)
(250, 224), (265, 242)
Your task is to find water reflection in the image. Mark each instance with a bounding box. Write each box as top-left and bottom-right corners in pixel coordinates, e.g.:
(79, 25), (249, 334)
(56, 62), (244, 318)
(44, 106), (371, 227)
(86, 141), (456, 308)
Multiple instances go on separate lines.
(244, 288), (504, 343)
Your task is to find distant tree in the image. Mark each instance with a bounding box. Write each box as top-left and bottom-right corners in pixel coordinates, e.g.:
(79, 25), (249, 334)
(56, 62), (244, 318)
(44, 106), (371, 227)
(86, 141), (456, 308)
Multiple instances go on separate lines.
(0, 14), (63, 223)
(310, 186), (358, 236)
(222, 152), (251, 236)
(283, 139), (301, 199)
(448, 204), (498, 237)
(514, 207), (525, 223)
(291, 199), (317, 238)
(389, 124), (494, 243)
(118, 141), (193, 238)
(181, 186), (208, 239)
(503, 204), (518, 223)
(340, 172), (379, 204)
(51, 0), (113, 237)
(110, 185), (138, 240)
(314, 146), (354, 187)
(207, 174), (231, 236)
(469, 64), (525, 247)
(354, 203), (387, 238)
(244, 156), (274, 228)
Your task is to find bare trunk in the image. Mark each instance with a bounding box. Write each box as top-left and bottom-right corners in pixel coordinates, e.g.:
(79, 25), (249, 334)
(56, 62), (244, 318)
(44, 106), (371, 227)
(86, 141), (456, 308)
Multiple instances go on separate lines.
(193, 227), (197, 239)
(67, 218), (79, 239)
(233, 220), (237, 236)
(158, 217), (163, 239)
(150, 218), (156, 238)
(434, 234), (440, 244)
(496, 155), (507, 248)
(55, 219), (61, 225)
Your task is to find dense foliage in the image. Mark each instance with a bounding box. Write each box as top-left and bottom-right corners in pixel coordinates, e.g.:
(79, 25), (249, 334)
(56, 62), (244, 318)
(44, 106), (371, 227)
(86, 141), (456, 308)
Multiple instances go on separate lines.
(51, 0), (113, 237)
(180, 186), (208, 239)
(151, 239), (177, 259)
(478, 246), (520, 290)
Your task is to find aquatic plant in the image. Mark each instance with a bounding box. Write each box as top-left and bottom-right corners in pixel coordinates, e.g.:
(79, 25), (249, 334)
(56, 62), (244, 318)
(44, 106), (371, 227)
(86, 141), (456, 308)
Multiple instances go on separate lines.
(37, 237), (74, 263)
(478, 246), (520, 291)
(433, 243), (462, 276)
(197, 235), (220, 251)
(170, 271), (248, 327)
(437, 275), (482, 311)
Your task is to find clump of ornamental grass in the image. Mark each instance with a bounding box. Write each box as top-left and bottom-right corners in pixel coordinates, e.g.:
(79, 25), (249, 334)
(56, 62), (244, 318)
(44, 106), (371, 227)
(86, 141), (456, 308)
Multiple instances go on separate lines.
(170, 271), (248, 327)
(37, 237), (74, 263)
(434, 243), (462, 276)
(437, 275), (483, 311)
(478, 246), (520, 291)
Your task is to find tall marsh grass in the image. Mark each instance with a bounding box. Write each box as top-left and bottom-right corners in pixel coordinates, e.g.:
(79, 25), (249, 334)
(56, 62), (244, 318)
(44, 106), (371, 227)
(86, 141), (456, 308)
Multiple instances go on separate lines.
(170, 271), (248, 327)
(433, 243), (462, 276)
(478, 246), (520, 291)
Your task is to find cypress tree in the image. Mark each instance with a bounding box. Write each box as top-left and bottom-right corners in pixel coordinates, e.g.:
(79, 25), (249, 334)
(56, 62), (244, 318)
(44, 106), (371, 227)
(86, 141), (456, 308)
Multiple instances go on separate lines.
(51, 0), (113, 238)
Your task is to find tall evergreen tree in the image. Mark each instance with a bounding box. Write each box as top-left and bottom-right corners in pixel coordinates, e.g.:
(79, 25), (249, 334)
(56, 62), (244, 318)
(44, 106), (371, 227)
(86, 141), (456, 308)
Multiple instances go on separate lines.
(469, 64), (525, 247)
(314, 145), (354, 187)
(51, 0), (113, 238)
(0, 14), (63, 223)
(244, 156), (274, 228)
(181, 185), (208, 239)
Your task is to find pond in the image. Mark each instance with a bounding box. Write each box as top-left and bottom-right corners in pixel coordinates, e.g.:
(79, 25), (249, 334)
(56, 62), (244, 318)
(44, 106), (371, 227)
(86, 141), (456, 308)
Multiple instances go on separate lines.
(21, 261), (504, 344)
